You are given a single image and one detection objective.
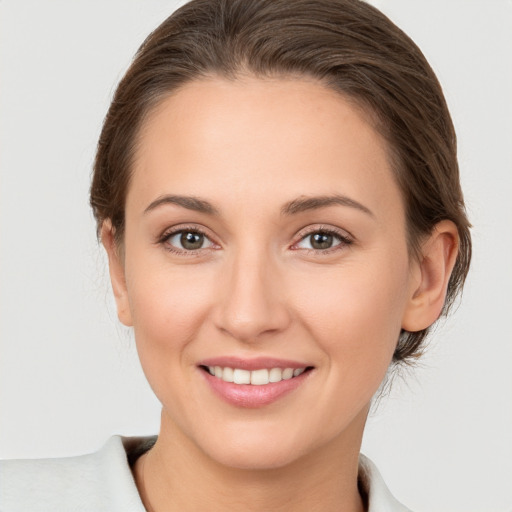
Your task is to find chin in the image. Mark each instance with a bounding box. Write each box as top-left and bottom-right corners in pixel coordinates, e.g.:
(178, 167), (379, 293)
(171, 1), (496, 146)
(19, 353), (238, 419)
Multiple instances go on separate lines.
(206, 442), (303, 471)
(195, 423), (327, 471)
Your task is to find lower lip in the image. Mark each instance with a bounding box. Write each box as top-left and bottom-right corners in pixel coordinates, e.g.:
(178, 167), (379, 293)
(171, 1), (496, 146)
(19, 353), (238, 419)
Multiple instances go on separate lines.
(200, 369), (311, 408)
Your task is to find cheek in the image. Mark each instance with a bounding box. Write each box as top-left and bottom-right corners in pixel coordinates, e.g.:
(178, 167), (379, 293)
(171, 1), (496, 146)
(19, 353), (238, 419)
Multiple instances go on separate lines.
(124, 258), (216, 364)
(290, 255), (410, 370)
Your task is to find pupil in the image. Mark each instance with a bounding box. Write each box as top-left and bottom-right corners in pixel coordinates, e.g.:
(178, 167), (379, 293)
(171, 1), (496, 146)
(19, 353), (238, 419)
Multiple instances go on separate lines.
(181, 232), (203, 250)
(311, 233), (333, 250)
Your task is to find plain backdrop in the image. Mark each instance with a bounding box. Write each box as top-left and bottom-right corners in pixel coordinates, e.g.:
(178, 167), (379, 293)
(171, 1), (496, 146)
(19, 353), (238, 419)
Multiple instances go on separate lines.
(1, 1), (511, 511)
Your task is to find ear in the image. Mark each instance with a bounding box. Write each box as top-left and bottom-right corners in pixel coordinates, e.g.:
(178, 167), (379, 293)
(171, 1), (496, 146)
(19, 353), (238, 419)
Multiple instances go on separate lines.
(402, 220), (459, 332)
(101, 220), (133, 327)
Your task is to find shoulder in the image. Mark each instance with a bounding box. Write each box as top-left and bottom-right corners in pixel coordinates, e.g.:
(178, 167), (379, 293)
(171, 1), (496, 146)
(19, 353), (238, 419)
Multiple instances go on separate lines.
(0, 436), (151, 512)
(359, 454), (413, 512)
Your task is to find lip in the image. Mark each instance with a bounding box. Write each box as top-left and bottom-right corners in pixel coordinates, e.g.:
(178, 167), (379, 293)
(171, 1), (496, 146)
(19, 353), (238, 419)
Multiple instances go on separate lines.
(197, 357), (314, 408)
(199, 356), (308, 371)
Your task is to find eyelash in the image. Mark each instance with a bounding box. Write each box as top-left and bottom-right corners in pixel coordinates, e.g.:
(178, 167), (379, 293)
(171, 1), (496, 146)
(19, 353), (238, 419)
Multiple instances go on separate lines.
(158, 225), (216, 256)
(157, 225), (353, 256)
(291, 227), (353, 255)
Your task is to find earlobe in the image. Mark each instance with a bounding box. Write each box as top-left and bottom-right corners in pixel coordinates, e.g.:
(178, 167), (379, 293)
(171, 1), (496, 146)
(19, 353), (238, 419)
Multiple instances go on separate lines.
(402, 220), (459, 332)
(100, 220), (133, 327)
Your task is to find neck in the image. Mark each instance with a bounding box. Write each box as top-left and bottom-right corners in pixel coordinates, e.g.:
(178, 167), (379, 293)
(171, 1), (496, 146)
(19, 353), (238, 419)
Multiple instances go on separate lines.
(134, 411), (367, 512)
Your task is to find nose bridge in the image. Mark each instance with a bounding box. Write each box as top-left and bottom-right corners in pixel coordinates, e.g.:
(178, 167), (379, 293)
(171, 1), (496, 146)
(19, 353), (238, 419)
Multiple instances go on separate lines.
(215, 241), (290, 342)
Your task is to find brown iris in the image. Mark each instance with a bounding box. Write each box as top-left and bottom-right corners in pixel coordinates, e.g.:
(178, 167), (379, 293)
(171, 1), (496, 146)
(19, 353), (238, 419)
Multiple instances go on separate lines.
(180, 231), (204, 250)
(310, 232), (334, 250)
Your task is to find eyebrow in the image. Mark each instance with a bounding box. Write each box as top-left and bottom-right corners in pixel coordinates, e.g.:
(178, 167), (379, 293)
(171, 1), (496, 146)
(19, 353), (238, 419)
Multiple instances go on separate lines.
(143, 193), (374, 218)
(281, 194), (374, 217)
(144, 195), (219, 215)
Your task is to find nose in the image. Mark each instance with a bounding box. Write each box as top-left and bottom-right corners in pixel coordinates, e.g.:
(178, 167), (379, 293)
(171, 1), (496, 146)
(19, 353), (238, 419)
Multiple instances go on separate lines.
(213, 249), (291, 343)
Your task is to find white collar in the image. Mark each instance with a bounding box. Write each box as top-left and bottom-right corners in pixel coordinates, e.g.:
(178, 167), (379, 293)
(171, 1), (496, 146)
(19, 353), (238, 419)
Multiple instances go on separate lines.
(358, 453), (412, 512)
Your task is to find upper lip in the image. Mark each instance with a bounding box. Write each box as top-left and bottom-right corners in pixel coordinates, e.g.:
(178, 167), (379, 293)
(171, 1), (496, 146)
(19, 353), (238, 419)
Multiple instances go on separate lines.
(198, 356), (311, 371)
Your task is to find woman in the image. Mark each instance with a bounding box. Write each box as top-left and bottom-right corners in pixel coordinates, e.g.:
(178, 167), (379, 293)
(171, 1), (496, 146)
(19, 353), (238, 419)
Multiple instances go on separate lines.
(0, 0), (472, 510)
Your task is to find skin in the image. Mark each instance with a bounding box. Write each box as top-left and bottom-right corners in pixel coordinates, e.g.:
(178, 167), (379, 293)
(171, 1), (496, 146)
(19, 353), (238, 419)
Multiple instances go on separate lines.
(103, 77), (458, 512)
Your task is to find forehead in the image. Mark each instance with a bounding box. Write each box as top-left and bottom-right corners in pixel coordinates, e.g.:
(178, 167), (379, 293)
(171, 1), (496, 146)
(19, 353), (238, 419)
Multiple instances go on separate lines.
(129, 76), (402, 221)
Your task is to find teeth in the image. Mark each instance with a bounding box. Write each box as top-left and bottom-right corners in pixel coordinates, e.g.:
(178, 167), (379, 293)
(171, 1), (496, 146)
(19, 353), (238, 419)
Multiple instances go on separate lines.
(282, 368), (294, 380)
(222, 366), (234, 382)
(250, 369), (269, 385)
(269, 368), (282, 382)
(233, 369), (251, 384)
(206, 366), (307, 385)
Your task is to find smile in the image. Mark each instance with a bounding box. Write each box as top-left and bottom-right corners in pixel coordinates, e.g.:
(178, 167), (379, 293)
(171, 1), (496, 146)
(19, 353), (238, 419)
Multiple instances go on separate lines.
(205, 366), (306, 385)
(199, 360), (314, 408)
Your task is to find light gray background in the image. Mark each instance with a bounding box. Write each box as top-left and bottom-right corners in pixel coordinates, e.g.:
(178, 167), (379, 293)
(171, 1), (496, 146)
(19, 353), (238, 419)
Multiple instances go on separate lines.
(1, 1), (511, 511)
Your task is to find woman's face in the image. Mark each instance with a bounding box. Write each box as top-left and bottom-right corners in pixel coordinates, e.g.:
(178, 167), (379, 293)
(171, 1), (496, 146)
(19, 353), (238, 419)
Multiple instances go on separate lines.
(110, 77), (421, 469)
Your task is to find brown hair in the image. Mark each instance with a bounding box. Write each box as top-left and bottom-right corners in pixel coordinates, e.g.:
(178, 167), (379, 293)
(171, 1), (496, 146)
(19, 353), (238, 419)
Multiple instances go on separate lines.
(90, 0), (471, 364)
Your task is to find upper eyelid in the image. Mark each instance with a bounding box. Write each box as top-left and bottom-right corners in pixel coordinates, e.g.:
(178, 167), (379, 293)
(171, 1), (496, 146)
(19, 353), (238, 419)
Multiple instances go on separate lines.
(294, 225), (353, 241)
(160, 224), (214, 240)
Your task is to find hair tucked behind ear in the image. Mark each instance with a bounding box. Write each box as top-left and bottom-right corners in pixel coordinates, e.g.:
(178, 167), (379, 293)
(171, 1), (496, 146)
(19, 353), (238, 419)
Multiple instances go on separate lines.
(90, 0), (471, 365)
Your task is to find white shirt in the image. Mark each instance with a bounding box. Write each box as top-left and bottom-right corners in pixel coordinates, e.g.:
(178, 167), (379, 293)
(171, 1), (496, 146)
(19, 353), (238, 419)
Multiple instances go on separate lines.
(0, 436), (411, 511)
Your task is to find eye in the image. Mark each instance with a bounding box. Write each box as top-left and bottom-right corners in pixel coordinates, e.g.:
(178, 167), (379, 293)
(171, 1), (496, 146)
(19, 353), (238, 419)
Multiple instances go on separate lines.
(294, 229), (351, 252)
(164, 229), (215, 252)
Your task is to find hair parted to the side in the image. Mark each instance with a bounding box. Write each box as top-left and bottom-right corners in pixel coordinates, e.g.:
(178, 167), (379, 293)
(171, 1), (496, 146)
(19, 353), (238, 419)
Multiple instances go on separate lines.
(90, 0), (471, 364)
